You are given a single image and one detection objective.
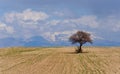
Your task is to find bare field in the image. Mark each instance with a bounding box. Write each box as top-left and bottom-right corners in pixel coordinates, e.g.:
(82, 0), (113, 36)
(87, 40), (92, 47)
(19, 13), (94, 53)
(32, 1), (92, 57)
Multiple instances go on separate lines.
(0, 47), (120, 74)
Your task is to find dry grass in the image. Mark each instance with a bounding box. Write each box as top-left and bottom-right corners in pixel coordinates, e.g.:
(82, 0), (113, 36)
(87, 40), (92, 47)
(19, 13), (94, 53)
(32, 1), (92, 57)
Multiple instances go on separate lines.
(0, 47), (120, 74)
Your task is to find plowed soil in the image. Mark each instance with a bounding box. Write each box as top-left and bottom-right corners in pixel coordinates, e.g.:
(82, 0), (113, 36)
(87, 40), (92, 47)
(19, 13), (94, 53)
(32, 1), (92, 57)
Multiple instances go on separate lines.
(0, 47), (120, 74)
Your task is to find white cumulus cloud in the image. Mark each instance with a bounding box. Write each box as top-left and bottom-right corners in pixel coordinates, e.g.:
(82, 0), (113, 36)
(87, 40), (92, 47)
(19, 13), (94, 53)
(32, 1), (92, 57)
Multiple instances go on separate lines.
(1, 9), (119, 42)
(70, 15), (99, 28)
(0, 22), (14, 34)
(47, 20), (61, 26)
(4, 9), (49, 23)
(42, 30), (79, 41)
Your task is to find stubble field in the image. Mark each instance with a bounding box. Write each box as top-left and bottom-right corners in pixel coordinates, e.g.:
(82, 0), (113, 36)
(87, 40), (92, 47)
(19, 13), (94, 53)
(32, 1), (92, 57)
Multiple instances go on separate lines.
(0, 47), (120, 74)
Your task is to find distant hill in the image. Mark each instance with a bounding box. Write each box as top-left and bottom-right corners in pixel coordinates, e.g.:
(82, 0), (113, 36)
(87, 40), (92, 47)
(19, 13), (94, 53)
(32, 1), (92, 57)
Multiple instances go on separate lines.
(0, 36), (120, 48)
(92, 39), (120, 46)
(0, 37), (24, 47)
(24, 36), (54, 47)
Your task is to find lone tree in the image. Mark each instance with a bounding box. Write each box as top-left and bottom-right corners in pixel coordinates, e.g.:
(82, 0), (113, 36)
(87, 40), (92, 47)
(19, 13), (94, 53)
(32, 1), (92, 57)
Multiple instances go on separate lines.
(69, 31), (92, 53)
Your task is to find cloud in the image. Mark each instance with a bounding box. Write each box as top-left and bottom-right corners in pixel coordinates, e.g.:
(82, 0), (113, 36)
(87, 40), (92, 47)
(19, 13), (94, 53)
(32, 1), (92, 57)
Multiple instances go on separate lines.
(1, 10), (102, 41)
(42, 30), (78, 41)
(113, 25), (120, 32)
(91, 33), (104, 40)
(0, 8), (120, 42)
(97, 15), (120, 32)
(0, 22), (6, 30)
(0, 22), (14, 34)
(47, 20), (61, 26)
(5, 9), (49, 30)
(5, 26), (14, 34)
(53, 11), (65, 17)
(46, 15), (99, 31)
(2, 9), (49, 39)
(52, 9), (75, 18)
(4, 9), (49, 23)
(70, 15), (99, 28)
(42, 30), (104, 42)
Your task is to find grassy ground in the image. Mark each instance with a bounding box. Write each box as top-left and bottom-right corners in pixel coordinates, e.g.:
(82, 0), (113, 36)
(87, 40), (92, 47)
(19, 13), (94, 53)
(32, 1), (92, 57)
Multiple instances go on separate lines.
(0, 47), (120, 74)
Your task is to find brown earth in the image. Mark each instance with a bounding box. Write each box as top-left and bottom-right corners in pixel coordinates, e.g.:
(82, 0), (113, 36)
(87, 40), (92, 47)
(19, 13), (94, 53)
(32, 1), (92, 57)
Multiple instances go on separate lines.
(0, 47), (120, 74)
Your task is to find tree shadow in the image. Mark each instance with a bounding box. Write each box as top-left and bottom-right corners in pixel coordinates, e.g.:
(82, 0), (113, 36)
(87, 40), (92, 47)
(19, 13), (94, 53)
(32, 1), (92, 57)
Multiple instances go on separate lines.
(63, 52), (77, 54)
(63, 51), (89, 54)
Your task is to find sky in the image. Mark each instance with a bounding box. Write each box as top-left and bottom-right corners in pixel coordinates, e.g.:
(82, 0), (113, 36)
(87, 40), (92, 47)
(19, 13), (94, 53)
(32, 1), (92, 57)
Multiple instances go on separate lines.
(0, 0), (120, 43)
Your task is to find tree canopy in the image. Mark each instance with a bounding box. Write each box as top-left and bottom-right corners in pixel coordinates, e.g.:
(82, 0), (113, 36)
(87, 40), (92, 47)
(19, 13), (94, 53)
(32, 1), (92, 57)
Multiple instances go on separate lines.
(69, 31), (92, 53)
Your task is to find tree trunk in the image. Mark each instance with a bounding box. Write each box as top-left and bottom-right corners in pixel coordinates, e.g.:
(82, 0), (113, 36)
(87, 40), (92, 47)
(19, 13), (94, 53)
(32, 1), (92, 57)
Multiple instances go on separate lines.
(78, 43), (82, 53)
